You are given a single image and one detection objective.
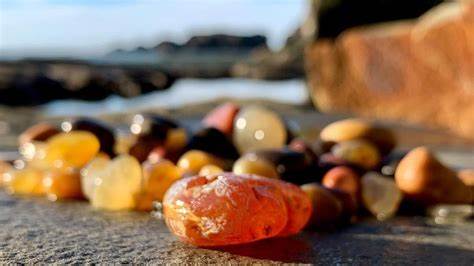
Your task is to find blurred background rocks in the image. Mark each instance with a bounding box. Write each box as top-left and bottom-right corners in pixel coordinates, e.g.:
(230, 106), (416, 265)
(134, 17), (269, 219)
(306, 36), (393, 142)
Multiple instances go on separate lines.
(305, 0), (474, 140)
(0, 60), (175, 106)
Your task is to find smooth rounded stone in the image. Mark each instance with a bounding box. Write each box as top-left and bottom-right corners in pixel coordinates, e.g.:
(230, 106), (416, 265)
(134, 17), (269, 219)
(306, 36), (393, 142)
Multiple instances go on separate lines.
(2, 167), (45, 195)
(320, 118), (396, 154)
(142, 159), (183, 202)
(164, 128), (188, 152)
(128, 140), (159, 163)
(80, 155), (111, 200)
(328, 188), (359, 219)
(331, 139), (381, 170)
(233, 106), (287, 154)
(427, 204), (474, 224)
(395, 147), (472, 205)
(163, 173), (289, 246)
(130, 113), (178, 140)
(44, 131), (100, 168)
(128, 114), (184, 162)
(144, 128), (188, 164)
(202, 102), (240, 135)
(288, 138), (319, 165)
(361, 172), (402, 221)
(322, 166), (360, 202)
(18, 122), (60, 146)
(177, 150), (225, 175)
(62, 118), (116, 157)
(43, 167), (83, 201)
(300, 183), (343, 228)
(186, 127), (239, 160)
(198, 164), (224, 176)
(318, 152), (352, 171)
(246, 148), (314, 184)
(91, 155), (142, 210)
(232, 154), (279, 179)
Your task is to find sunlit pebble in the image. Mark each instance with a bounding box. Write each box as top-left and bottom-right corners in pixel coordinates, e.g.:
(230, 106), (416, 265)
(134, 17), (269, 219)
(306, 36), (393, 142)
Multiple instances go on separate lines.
(42, 176), (53, 188)
(236, 118), (247, 130)
(130, 124), (142, 135)
(377, 213), (388, 221)
(153, 201), (163, 211)
(47, 194), (58, 202)
(19, 143), (36, 160)
(133, 114), (144, 124)
(152, 210), (164, 220)
(381, 165), (395, 176)
(61, 121), (72, 132)
(13, 160), (25, 169)
(254, 130), (265, 140)
(3, 172), (12, 182)
(439, 208), (448, 217)
(179, 160), (190, 169)
(0, 121), (10, 135)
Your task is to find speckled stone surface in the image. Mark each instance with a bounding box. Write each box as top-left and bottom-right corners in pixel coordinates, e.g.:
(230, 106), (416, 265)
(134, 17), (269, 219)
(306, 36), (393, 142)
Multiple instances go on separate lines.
(0, 191), (472, 264)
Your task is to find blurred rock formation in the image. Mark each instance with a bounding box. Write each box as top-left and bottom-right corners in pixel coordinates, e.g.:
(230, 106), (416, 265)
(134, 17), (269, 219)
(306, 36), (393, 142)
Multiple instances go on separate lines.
(306, 1), (474, 139)
(110, 34), (268, 78)
(0, 60), (175, 106)
(232, 0), (442, 80)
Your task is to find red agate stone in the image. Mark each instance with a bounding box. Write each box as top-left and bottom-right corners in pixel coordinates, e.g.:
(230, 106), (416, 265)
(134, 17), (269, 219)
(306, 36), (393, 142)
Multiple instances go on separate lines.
(163, 172), (311, 246)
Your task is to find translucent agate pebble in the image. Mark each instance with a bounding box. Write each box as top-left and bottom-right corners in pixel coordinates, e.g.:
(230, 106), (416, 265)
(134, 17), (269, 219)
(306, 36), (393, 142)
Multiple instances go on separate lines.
(233, 106), (287, 154)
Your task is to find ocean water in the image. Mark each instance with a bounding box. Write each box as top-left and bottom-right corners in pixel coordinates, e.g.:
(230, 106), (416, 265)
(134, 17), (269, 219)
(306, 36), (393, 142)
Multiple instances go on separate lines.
(39, 78), (309, 117)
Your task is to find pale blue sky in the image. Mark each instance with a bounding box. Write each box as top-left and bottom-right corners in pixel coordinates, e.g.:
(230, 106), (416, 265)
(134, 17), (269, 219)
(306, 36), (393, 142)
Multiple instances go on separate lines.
(0, 0), (307, 57)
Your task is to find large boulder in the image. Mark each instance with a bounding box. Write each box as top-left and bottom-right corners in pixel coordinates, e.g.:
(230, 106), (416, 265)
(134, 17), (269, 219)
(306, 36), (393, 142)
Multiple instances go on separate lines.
(306, 1), (474, 139)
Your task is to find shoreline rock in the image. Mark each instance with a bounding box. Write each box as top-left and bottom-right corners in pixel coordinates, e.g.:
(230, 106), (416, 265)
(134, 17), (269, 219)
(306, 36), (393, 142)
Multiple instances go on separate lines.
(0, 60), (175, 106)
(306, 1), (474, 139)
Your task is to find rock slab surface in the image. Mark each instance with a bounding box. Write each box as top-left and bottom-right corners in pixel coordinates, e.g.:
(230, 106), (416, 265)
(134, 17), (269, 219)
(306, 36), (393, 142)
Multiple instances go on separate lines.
(0, 191), (473, 264)
(306, 1), (474, 140)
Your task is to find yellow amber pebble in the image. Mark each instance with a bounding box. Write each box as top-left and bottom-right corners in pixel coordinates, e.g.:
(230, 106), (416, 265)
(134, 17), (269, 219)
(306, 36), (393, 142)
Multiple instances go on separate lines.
(80, 155), (111, 200)
(177, 150), (224, 175)
(165, 128), (188, 151)
(233, 106), (287, 154)
(44, 131), (100, 168)
(331, 140), (381, 170)
(2, 168), (45, 195)
(232, 154), (279, 179)
(142, 159), (182, 202)
(92, 184), (136, 211)
(198, 164), (224, 176)
(134, 192), (156, 212)
(91, 155), (142, 211)
(43, 167), (83, 201)
(20, 141), (50, 170)
(361, 172), (402, 220)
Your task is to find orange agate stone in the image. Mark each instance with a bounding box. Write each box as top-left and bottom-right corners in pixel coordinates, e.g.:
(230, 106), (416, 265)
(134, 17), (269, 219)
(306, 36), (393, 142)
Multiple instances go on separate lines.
(163, 172), (311, 246)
